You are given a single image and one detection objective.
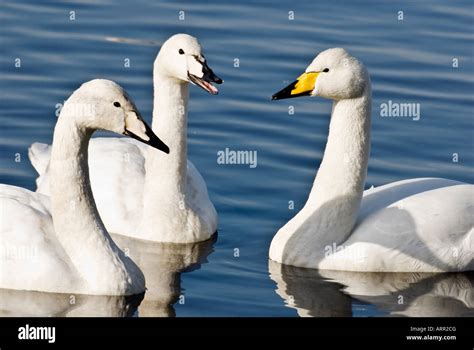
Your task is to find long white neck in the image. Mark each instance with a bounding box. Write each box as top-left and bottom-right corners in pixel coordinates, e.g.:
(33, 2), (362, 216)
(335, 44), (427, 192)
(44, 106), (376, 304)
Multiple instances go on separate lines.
(304, 86), (372, 246)
(49, 116), (144, 295)
(141, 67), (189, 228)
(270, 81), (372, 267)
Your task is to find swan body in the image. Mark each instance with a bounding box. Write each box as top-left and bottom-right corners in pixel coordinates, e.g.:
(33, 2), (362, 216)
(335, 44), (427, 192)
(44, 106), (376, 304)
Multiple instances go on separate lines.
(30, 138), (212, 238)
(270, 48), (474, 272)
(0, 79), (169, 295)
(30, 34), (221, 243)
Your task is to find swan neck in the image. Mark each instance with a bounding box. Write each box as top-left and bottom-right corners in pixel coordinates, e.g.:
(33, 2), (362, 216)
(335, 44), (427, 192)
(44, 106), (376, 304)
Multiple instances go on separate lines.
(310, 90), (371, 206)
(289, 87), (372, 252)
(49, 116), (134, 293)
(149, 68), (189, 193)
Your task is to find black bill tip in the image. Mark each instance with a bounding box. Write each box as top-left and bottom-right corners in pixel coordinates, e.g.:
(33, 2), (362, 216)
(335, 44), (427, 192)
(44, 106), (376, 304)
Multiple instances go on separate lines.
(147, 131), (170, 154)
(145, 122), (169, 154)
(272, 80), (311, 101)
(211, 74), (223, 84)
(202, 61), (222, 84)
(124, 122), (170, 154)
(272, 81), (297, 101)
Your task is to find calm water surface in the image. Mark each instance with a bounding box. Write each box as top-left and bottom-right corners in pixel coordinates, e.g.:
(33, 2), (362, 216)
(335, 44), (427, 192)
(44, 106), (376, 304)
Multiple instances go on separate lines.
(0, 0), (473, 316)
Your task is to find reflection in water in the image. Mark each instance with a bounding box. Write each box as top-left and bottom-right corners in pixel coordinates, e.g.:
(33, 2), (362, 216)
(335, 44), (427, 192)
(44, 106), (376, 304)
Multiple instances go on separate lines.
(0, 235), (215, 317)
(269, 261), (474, 317)
(111, 233), (216, 317)
(0, 289), (143, 317)
(269, 261), (352, 317)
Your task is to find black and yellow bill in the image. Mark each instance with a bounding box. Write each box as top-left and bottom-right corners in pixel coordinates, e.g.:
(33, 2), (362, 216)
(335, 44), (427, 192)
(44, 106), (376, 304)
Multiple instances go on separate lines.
(272, 72), (319, 100)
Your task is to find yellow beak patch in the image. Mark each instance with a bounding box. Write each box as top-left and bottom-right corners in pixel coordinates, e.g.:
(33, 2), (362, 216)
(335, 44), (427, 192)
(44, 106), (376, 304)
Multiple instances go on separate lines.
(291, 72), (319, 96)
(272, 71), (320, 100)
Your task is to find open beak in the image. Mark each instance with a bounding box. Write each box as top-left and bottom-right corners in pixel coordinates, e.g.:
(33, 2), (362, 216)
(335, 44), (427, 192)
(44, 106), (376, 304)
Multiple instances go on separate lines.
(188, 61), (223, 95)
(123, 111), (170, 154)
(272, 72), (319, 100)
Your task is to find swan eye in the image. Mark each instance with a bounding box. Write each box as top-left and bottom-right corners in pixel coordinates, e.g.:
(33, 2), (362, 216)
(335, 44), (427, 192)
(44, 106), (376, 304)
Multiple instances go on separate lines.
(322, 68), (329, 73)
(113, 101), (121, 108)
(179, 49), (184, 55)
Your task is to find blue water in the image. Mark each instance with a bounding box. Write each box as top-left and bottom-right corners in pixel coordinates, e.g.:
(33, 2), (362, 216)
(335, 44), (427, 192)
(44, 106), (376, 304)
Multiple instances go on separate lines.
(0, 0), (473, 317)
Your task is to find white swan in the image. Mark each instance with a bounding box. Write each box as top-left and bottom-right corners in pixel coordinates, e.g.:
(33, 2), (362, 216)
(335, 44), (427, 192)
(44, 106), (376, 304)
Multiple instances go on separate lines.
(29, 34), (221, 243)
(270, 48), (474, 272)
(0, 79), (169, 295)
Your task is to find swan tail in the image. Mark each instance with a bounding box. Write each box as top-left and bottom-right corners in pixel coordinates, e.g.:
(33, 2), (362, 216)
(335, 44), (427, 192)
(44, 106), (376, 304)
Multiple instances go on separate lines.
(28, 142), (52, 175)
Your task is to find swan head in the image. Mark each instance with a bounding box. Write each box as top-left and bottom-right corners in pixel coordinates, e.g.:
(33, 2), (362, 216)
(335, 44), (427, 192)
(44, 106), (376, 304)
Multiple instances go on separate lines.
(154, 33), (222, 95)
(63, 79), (169, 153)
(272, 48), (368, 101)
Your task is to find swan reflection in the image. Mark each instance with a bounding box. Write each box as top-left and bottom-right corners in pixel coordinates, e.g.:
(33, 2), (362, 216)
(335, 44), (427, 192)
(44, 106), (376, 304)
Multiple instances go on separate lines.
(111, 233), (215, 317)
(0, 235), (215, 317)
(269, 260), (474, 317)
(0, 289), (143, 317)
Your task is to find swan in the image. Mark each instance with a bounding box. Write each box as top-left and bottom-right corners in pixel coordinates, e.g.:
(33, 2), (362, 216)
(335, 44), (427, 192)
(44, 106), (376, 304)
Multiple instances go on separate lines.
(29, 34), (222, 243)
(270, 48), (474, 272)
(0, 79), (169, 295)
